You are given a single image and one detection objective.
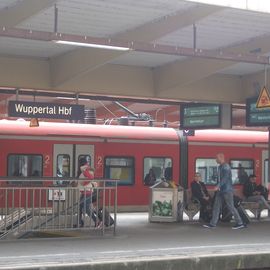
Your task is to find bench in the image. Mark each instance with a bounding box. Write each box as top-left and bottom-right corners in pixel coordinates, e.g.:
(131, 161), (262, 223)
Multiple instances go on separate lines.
(233, 189), (270, 219)
(183, 190), (200, 221)
(184, 189), (270, 221)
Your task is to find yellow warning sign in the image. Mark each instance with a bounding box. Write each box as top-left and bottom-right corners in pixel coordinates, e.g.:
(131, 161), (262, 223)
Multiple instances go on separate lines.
(256, 86), (270, 108)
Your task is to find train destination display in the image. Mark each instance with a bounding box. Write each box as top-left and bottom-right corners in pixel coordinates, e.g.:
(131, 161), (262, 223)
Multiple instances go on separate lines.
(8, 101), (85, 120)
(180, 103), (221, 129)
(246, 98), (270, 126)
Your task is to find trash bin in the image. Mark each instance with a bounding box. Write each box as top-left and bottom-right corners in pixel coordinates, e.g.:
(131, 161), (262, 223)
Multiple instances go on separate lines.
(149, 181), (184, 222)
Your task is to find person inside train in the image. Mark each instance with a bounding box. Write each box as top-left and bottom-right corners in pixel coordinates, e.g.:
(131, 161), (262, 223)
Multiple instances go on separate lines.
(164, 162), (172, 181)
(191, 172), (212, 222)
(74, 157), (97, 227)
(243, 174), (270, 219)
(237, 164), (249, 184)
(31, 170), (40, 177)
(13, 169), (23, 177)
(203, 153), (245, 229)
(144, 168), (156, 186)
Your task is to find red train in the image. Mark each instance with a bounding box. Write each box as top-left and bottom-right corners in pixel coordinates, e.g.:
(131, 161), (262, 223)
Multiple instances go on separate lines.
(0, 119), (268, 210)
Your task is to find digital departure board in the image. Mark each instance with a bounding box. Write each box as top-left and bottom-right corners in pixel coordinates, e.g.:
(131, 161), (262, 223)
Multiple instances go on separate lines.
(246, 97), (270, 126)
(180, 103), (221, 129)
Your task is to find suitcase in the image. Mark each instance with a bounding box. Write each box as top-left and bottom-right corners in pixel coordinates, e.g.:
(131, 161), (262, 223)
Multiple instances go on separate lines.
(236, 205), (250, 225)
(220, 201), (250, 225)
(220, 203), (232, 222)
(97, 208), (114, 227)
(220, 195), (242, 222)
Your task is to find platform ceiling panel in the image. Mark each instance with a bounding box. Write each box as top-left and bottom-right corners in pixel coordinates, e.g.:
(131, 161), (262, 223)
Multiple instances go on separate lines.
(156, 8), (270, 50)
(0, 37), (75, 58)
(110, 51), (186, 68)
(218, 63), (266, 76)
(0, 0), (22, 10)
(18, 0), (196, 38)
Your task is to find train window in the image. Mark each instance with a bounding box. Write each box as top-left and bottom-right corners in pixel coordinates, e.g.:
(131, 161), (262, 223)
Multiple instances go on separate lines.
(143, 157), (172, 185)
(230, 160), (254, 185)
(56, 154), (70, 178)
(104, 157), (134, 186)
(195, 159), (218, 185)
(8, 154), (43, 184)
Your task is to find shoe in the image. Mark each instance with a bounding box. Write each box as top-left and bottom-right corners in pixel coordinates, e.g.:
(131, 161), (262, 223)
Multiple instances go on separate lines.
(232, 224), (245, 230)
(203, 224), (216, 228)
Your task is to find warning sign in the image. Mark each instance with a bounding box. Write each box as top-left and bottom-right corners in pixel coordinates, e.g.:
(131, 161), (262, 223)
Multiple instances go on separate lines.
(256, 86), (270, 108)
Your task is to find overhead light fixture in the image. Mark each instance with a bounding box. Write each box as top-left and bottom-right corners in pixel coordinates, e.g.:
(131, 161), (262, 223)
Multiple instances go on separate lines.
(29, 118), (39, 127)
(54, 40), (130, 51)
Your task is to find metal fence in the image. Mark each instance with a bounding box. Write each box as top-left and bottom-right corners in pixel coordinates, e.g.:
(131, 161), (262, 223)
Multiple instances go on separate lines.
(0, 178), (118, 239)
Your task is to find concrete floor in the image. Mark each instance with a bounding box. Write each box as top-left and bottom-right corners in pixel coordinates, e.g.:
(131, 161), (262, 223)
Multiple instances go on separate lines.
(0, 213), (270, 269)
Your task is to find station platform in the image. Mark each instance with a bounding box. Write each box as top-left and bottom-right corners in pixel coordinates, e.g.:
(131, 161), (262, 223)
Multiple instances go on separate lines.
(1, 213), (270, 270)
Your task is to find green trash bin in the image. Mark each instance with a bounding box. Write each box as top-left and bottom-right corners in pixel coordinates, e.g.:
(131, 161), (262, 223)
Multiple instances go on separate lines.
(149, 181), (184, 222)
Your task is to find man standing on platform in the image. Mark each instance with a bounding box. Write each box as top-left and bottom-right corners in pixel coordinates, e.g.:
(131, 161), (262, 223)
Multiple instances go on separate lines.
(203, 153), (245, 229)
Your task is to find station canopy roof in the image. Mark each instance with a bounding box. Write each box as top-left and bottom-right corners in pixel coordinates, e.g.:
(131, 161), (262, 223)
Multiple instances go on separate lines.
(0, 0), (270, 130)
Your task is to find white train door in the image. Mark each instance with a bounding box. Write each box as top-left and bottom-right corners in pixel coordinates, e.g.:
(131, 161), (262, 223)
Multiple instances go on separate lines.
(53, 144), (95, 180)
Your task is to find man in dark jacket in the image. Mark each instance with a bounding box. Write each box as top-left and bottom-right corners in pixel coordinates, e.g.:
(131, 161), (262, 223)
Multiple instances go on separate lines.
(243, 174), (270, 218)
(191, 172), (212, 222)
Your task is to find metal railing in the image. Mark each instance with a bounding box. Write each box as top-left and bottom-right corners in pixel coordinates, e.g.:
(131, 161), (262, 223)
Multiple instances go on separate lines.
(0, 177), (118, 239)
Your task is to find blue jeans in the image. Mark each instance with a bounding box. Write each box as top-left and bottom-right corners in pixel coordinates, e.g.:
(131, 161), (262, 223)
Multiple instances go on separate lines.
(79, 193), (97, 225)
(210, 191), (243, 226)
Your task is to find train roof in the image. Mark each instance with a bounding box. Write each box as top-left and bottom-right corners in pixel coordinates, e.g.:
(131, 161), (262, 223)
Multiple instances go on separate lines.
(188, 129), (268, 144)
(0, 120), (179, 141)
(0, 120), (268, 143)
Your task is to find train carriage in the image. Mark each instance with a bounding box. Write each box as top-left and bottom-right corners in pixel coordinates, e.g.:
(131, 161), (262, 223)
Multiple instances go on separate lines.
(0, 119), (268, 210)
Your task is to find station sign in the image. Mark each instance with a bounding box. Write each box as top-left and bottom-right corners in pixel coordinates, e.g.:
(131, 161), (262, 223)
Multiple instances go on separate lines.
(8, 101), (85, 120)
(48, 189), (66, 201)
(246, 97), (270, 126)
(180, 103), (221, 129)
(256, 86), (270, 108)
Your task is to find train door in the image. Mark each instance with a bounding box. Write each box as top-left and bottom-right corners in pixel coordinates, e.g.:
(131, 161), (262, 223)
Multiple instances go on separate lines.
(53, 144), (95, 180)
(75, 144), (95, 177)
(262, 150), (268, 191)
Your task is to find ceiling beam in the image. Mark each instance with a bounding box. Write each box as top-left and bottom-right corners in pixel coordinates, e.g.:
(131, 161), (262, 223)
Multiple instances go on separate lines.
(115, 5), (223, 42)
(49, 5), (223, 87)
(0, 27), (268, 89)
(0, 53), (255, 104)
(157, 73), (244, 103)
(50, 48), (124, 88)
(0, 28), (268, 64)
(0, 0), (57, 28)
(0, 55), (50, 89)
(154, 35), (270, 94)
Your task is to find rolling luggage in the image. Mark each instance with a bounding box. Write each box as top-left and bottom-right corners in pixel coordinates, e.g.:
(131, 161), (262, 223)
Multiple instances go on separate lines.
(220, 203), (232, 222)
(97, 208), (114, 227)
(220, 195), (249, 225)
(236, 205), (250, 225)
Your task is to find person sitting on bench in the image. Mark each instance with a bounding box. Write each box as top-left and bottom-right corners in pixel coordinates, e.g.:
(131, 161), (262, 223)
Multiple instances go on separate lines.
(191, 172), (212, 222)
(243, 174), (270, 219)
